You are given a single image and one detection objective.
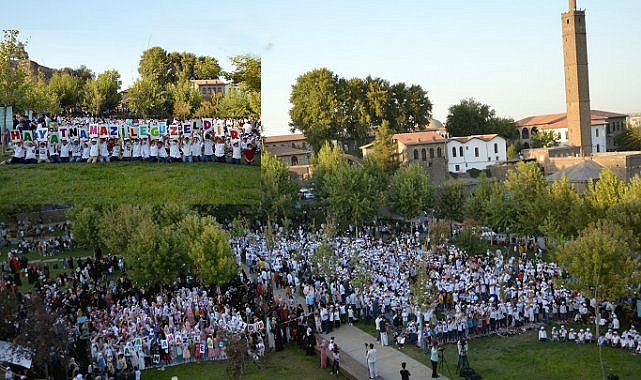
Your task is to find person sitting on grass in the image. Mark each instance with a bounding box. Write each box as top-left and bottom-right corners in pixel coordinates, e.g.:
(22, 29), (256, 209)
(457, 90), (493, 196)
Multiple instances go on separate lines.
(243, 142), (256, 165)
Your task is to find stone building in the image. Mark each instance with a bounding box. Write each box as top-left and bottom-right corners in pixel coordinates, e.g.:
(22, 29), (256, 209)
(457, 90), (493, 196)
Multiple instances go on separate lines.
(517, 110), (627, 152)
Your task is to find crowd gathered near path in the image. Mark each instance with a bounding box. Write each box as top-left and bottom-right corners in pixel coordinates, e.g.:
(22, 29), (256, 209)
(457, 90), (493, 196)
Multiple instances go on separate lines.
(2, 114), (260, 165)
(2, 219), (641, 380)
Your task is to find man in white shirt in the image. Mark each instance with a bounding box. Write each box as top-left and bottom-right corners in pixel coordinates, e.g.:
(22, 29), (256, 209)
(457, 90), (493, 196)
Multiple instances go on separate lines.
(87, 138), (100, 163)
(71, 139), (83, 162)
(203, 134), (214, 162)
(231, 141), (241, 164)
(98, 138), (110, 162)
(181, 137), (192, 163)
(24, 141), (37, 164)
(191, 136), (202, 162)
(60, 138), (72, 162)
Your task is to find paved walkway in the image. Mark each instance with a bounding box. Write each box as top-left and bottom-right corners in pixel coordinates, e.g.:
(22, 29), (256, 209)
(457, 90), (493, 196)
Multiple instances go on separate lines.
(270, 283), (447, 380)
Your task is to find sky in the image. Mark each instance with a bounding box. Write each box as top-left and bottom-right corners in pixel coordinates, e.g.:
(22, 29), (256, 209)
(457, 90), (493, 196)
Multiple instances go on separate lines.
(2, 1), (640, 136)
(260, 0), (641, 135)
(0, 0), (268, 88)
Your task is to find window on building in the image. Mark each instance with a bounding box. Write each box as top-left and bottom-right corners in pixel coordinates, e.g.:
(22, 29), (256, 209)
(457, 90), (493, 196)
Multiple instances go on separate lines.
(522, 129), (529, 139)
(596, 144), (600, 153)
(437, 147), (442, 157)
(421, 149), (426, 161)
(488, 157), (491, 162)
(459, 146), (463, 156)
(494, 143), (498, 154)
(595, 128), (599, 137)
(428, 162), (433, 167)
(413, 149), (419, 160)
(474, 147), (479, 157)
(452, 147), (457, 157)
(455, 164), (460, 172)
(429, 148), (434, 158)
(291, 156), (298, 165)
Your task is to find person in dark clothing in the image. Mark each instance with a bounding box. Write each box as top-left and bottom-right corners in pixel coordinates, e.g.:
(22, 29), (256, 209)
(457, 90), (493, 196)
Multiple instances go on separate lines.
(400, 361), (411, 380)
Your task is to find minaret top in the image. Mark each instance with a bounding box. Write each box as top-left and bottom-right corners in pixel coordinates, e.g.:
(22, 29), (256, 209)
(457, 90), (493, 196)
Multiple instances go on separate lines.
(569, 0), (576, 10)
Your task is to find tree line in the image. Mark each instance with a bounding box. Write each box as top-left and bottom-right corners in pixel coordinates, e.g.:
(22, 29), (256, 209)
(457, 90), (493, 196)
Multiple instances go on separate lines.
(0, 30), (260, 119)
(68, 204), (238, 288)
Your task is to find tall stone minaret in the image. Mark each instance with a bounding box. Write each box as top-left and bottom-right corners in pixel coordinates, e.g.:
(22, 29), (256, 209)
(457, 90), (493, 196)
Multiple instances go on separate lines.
(562, 0), (592, 155)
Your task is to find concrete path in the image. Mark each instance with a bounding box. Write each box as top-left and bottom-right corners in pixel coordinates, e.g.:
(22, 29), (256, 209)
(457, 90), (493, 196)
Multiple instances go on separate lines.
(318, 325), (447, 380)
(270, 284), (447, 380)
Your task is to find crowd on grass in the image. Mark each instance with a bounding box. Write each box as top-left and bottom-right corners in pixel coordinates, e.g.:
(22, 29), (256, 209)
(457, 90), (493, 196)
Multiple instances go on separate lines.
(242, 221), (641, 357)
(2, 218), (641, 379)
(0, 224), (322, 380)
(2, 114), (260, 165)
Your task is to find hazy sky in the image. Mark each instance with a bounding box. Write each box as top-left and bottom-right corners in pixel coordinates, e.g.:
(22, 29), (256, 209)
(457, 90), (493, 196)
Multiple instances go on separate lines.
(0, 0), (268, 88)
(261, 0), (641, 135)
(2, 1), (640, 136)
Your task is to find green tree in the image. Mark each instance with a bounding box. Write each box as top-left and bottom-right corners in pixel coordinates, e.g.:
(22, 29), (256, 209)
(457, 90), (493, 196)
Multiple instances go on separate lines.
(542, 175), (584, 241)
(454, 227), (486, 255)
(84, 69), (121, 115)
(325, 164), (384, 230)
(555, 219), (641, 380)
(504, 161), (549, 235)
(68, 206), (101, 249)
(605, 200), (641, 249)
(127, 77), (169, 117)
(125, 218), (188, 286)
(226, 55), (261, 93)
(387, 82), (432, 133)
(289, 68), (343, 151)
(138, 46), (170, 86)
(0, 30), (30, 113)
(260, 151), (299, 223)
(367, 120), (398, 175)
(217, 88), (255, 118)
(506, 144), (518, 160)
(445, 98), (517, 140)
(26, 74), (59, 114)
(584, 168), (625, 221)
(188, 223), (238, 286)
(48, 72), (84, 111)
(311, 141), (348, 201)
(195, 56), (221, 79)
(530, 130), (561, 148)
(614, 122), (641, 151)
(99, 205), (152, 255)
(435, 179), (465, 221)
(389, 164), (434, 221)
(170, 79), (202, 119)
(464, 172), (493, 223)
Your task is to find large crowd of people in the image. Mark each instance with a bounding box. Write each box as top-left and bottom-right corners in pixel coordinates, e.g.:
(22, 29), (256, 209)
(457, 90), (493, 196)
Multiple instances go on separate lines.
(2, 218), (640, 379)
(3, 114), (260, 165)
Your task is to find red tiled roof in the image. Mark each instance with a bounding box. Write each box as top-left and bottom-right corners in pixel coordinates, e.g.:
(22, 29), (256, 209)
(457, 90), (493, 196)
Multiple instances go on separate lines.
(517, 110), (628, 129)
(265, 145), (309, 157)
(263, 133), (306, 143)
(393, 131), (445, 146)
(449, 134), (499, 143)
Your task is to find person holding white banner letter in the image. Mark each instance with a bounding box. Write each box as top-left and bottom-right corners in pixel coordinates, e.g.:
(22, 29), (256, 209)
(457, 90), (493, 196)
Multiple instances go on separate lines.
(71, 139), (83, 162)
(99, 137), (110, 162)
(181, 137), (192, 163)
(37, 141), (49, 163)
(203, 134), (214, 162)
(87, 138), (100, 163)
(191, 135), (203, 162)
(214, 136), (226, 163)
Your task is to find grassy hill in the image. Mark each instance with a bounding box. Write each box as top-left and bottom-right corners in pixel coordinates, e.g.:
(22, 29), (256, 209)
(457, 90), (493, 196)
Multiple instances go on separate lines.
(0, 162), (260, 210)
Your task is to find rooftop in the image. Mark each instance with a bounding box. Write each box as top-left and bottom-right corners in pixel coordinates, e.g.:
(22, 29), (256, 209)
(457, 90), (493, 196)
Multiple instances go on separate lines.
(517, 110), (628, 129)
(265, 145), (310, 157)
(190, 79), (226, 85)
(263, 133), (306, 143)
(393, 131), (446, 146)
(449, 134), (500, 143)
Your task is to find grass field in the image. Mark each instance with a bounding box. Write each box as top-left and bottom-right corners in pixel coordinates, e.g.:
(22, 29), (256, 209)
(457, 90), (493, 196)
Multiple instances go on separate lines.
(0, 161), (260, 207)
(142, 344), (347, 380)
(355, 320), (641, 380)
